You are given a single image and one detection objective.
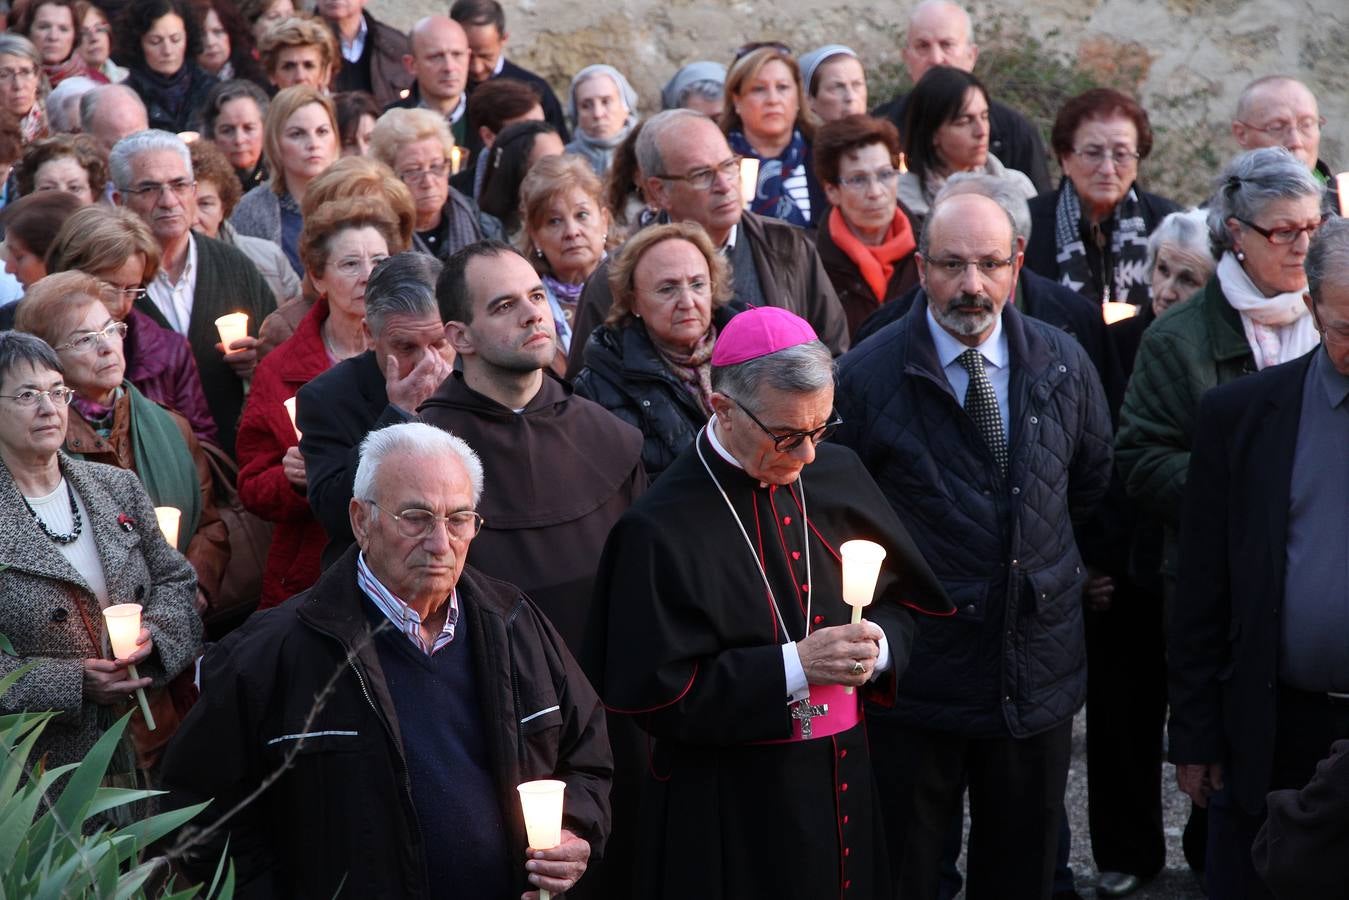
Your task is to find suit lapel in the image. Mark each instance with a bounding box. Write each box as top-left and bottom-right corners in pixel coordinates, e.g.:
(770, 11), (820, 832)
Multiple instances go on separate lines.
(64, 460), (136, 596)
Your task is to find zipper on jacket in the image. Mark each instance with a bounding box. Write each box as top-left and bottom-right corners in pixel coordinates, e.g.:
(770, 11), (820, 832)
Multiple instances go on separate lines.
(345, 656), (415, 804)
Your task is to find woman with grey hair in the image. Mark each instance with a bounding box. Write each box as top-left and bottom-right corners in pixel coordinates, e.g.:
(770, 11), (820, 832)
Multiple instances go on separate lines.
(1116, 144), (1324, 597)
(564, 64), (639, 176)
(1145, 208), (1214, 318)
(0, 328), (201, 782)
(0, 34), (49, 142)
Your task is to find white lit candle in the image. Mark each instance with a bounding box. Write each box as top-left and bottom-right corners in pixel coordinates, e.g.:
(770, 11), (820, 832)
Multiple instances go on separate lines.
(155, 506), (181, 550)
(1338, 172), (1349, 218)
(449, 146), (465, 175)
(897, 152), (908, 174)
(517, 779), (566, 900)
(103, 603), (155, 731)
(283, 396), (301, 441)
(214, 312), (249, 354)
(1102, 301), (1139, 325)
(738, 157), (760, 209)
(840, 539), (886, 695)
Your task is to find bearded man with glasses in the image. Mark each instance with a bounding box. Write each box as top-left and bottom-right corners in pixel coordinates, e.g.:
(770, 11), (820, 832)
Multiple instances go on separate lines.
(835, 190), (1112, 899)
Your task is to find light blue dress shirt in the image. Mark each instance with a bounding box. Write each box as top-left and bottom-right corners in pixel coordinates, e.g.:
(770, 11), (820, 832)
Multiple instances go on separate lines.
(926, 306), (1012, 440)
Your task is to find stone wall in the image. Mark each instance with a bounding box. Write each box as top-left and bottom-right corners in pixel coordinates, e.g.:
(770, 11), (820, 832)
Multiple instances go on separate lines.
(373, 0), (1348, 206)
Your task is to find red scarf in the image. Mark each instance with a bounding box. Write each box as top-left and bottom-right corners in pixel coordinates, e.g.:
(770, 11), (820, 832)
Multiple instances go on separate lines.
(827, 206), (917, 304)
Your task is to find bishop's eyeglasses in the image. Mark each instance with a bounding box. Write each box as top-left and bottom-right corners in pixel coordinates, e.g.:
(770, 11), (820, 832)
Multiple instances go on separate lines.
(729, 397), (842, 452)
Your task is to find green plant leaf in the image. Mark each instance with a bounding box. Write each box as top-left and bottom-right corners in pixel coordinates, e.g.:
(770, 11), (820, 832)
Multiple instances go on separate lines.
(48, 713), (130, 838)
(86, 786), (163, 819)
(117, 800), (212, 854)
(0, 631), (15, 656)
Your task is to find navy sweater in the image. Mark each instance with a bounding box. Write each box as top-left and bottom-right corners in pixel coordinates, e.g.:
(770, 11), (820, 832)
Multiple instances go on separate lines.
(366, 599), (514, 897)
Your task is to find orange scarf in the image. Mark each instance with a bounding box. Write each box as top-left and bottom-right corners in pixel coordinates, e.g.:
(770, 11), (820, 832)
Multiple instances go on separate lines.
(827, 206), (917, 304)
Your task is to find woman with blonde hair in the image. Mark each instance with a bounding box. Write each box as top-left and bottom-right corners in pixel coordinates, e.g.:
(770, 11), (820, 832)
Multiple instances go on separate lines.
(516, 152), (610, 356)
(230, 84), (340, 276)
(368, 107), (500, 262)
(721, 44), (823, 227)
(573, 221), (740, 478)
(45, 204), (217, 443)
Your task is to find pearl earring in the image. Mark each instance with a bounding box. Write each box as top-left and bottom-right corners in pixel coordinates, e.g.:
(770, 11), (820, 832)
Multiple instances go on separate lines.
(1235, 249), (1246, 262)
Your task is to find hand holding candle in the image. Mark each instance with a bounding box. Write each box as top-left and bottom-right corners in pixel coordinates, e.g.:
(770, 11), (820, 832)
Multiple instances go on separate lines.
(215, 312), (249, 354)
(103, 604), (155, 731)
(840, 540), (886, 694)
(518, 779), (566, 900)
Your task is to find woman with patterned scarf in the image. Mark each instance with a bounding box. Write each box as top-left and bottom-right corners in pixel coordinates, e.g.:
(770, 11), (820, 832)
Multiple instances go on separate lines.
(116, 0), (218, 134)
(574, 222), (742, 480)
(1026, 88), (1179, 308)
(721, 44), (825, 229)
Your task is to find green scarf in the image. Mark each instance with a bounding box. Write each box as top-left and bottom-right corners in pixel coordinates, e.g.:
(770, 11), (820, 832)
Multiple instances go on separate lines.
(126, 383), (201, 552)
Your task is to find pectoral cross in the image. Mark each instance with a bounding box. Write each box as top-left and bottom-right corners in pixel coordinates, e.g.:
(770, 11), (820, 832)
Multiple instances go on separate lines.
(791, 699), (829, 739)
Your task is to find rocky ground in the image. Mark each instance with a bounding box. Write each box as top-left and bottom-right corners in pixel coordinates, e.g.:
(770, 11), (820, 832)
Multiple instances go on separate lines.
(951, 709), (1207, 900)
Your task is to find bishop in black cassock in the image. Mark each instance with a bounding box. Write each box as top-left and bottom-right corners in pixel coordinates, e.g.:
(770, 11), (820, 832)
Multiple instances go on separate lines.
(584, 307), (952, 899)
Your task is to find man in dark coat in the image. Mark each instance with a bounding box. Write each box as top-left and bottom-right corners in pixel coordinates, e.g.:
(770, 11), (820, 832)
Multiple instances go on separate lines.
(114, 129), (277, 455)
(834, 192), (1113, 899)
(161, 421), (611, 899)
(872, 0), (1051, 192)
(1169, 217), (1349, 899)
(419, 240), (646, 653)
(449, 0), (570, 143)
(298, 253), (451, 567)
(586, 306), (952, 899)
(565, 109), (849, 375)
(318, 0), (413, 108)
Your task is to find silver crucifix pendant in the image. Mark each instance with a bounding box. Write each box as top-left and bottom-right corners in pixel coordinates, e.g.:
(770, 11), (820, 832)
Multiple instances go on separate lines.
(791, 699), (829, 738)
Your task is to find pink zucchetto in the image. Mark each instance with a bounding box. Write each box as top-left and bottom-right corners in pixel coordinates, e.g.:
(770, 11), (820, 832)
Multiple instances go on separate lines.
(711, 306), (820, 367)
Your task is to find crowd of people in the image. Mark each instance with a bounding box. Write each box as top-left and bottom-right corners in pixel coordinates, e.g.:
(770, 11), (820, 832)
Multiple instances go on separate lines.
(0, 0), (1344, 896)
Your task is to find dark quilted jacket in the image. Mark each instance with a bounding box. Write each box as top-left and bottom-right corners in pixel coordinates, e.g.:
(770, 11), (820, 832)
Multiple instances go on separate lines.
(835, 297), (1113, 737)
(1114, 276), (1256, 576)
(573, 310), (738, 480)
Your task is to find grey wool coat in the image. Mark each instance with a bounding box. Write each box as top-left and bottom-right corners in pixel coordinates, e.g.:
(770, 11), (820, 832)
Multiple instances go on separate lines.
(0, 454), (202, 772)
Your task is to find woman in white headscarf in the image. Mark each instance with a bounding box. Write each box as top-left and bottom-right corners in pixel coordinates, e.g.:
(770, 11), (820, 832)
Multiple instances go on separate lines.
(564, 63), (638, 176)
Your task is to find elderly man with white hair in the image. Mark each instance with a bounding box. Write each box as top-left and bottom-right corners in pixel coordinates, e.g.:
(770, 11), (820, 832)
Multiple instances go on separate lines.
(873, 0), (1051, 192)
(111, 128), (276, 453)
(162, 420), (612, 899)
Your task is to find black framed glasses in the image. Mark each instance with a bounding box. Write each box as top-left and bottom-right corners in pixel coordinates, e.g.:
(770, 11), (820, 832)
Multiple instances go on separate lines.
(730, 397), (842, 452)
(1234, 213), (1329, 245)
(366, 501), (484, 540)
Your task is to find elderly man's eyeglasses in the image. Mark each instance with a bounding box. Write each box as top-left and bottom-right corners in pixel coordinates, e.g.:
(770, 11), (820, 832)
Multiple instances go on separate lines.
(1237, 116), (1325, 140)
(730, 397), (842, 452)
(1071, 146), (1140, 168)
(837, 168), (902, 191)
(55, 320), (128, 353)
(656, 157), (741, 191)
(0, 386), (75, 407)
(1234, 213), (1328, 245)
(925, 255), (1016, 279)
(366, 501), (484, 540)
(123, 179), (196, 199)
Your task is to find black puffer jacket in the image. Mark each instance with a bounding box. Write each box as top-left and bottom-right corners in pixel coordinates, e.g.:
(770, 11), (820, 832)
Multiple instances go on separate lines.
(835, 297), (1113, 738)
(572, 309), (740, 480)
